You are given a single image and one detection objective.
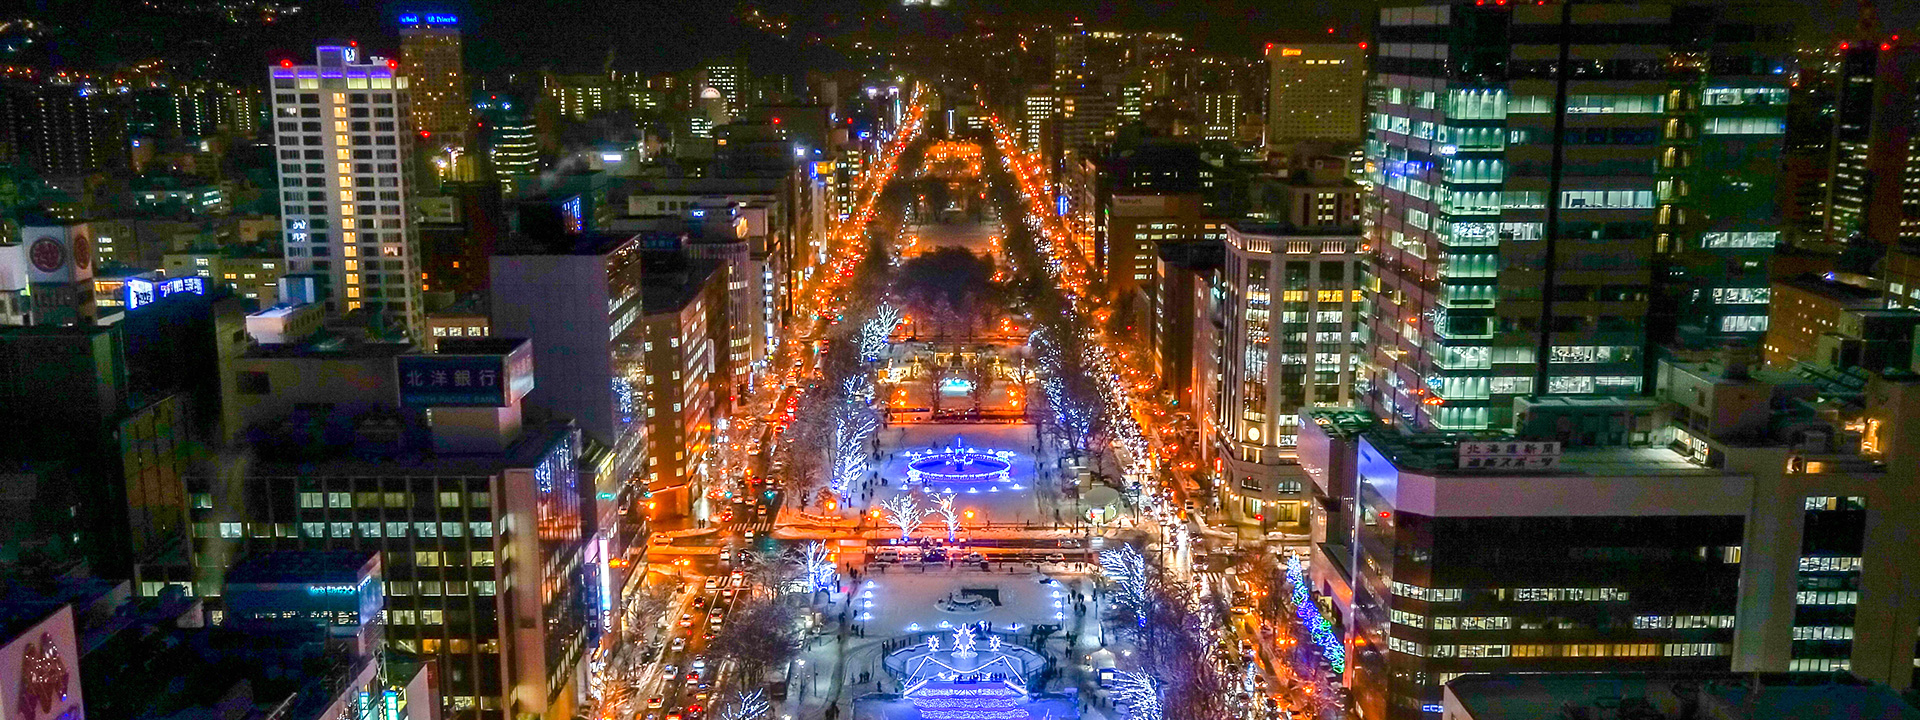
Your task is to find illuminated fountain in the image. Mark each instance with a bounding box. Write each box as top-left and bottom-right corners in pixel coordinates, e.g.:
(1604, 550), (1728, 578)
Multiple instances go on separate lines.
(906, 437), (1019, 492)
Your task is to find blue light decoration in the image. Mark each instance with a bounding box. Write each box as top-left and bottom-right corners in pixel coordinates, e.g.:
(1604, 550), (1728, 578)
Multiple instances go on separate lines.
(1287, 555), (1346, 675)
(904, 438), (1017, 486)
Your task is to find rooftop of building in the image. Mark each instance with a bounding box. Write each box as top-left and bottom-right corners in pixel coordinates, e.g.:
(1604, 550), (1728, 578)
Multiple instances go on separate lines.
(226, 550), (377, 585)
(0, 577), (124, 641)
(86, 622), (369, 720)
(495, 231), (638, 257)
(1227, 221), (1364, 238)
(249, 419), (575, 477)
(243, 332), (414, 360)
(1306, 408), (1379, 438)
(433, 337), (526, 356)
(1310, 402), (1720, 477)
(1775, 272), (1884, 306)
(641, 258), (723, 315)
(618, 176), (783, 194)
(1447, 672), (1920, 720)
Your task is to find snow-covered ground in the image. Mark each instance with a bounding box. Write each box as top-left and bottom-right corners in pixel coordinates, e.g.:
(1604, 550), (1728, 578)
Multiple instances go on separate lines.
(851, 569), (1072, 634)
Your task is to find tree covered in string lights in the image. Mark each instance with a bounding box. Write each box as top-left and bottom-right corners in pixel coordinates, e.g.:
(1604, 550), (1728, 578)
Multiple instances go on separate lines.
(934, 493), (965, 541)
(718, 689), (771, 720)
(879, 491), (932, 540)
(800, 541), (837, 594)
(1109, 670), (1163, 720)
(1097, 543), (1233, 720)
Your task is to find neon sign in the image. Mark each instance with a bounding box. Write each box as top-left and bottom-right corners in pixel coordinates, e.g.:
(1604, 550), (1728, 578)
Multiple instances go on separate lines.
(399, 13), (458, 25)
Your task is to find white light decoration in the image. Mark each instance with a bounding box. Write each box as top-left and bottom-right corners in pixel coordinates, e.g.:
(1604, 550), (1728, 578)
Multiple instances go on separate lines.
(719, 689), (771, 720)
(801, 541), (837, 593)
(1109, 670), (1163, 720)
(880, 492), (933, 540)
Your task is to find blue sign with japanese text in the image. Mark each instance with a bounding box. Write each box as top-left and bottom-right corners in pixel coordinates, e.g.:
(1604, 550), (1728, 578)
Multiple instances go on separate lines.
(396, 346), (531, 407)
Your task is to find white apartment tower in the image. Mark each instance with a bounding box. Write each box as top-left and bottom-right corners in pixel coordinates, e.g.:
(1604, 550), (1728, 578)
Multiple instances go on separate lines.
(269, 45), (425, 340)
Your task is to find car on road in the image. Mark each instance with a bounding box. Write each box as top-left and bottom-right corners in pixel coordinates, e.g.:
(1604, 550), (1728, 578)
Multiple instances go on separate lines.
(647, 697), (664, 710)
(963, 552), (985, 563)
(743, 529), (756, 540)
(1044, 553), (1064, 563)
(692, 596), (707, 609)
(669, 637), (686, 652)
(1184, 499), (1197, 515)
(1058, 539), (1082, 548)
(665, 710), (683, 720)
(721, 587), (736, 600)
(678, 613), (694, 628)
(690, 657), (707, 672)
(708, 611), (724, 627)
(704, 577), (720, 590)
(661, 664), (678, 682)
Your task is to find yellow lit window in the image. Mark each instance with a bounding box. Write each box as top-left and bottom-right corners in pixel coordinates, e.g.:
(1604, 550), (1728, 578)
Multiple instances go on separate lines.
(332, 92), (345, 103)
(333, 120), (347, 132)
(347, 287), (361, 298)
(333, 106), (347, 118)
(342, 231), (356, 243)
(346, 274), (359, 285)
(340, 204), (354, 216)
(344, 260), (358, 271)
(347, 301), (362, 311)
(341, 218), (355, 229)
(339, 190), (352, 202)
(335, 148), (350, 160)
(343, 246), (358, 257)
(335, 134), (347, 146)
(337, 163), (350, 174)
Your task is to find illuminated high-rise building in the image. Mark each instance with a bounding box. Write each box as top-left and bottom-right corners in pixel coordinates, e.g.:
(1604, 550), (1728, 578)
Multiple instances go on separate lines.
(477, 96), (537, 196)
(398, 13), (471, 140)
(268, 45), (425, 340)
(1266, 42), (1365, 144)
(1363, 1), (1790, 432)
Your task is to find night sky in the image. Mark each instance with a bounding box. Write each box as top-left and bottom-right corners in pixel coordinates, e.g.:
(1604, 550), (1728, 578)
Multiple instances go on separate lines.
(7, 0), (1909, 81)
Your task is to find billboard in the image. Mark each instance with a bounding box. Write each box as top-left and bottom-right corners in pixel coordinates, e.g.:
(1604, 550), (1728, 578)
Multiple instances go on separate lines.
(396, 341), (533, 407)
(125, 276), (207, 312)
(0, 606), (83, 720)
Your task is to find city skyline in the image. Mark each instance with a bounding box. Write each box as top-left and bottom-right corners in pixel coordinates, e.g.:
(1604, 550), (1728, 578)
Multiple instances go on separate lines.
(2, 3), (1920, 720)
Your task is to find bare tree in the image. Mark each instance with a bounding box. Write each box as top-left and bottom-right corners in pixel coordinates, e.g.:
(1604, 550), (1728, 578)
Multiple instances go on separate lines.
(879, 492), (932, 540)
(934, 493), (964, 541)
(739, 548), (802, 600)
(718, 690), (772, 720)
(963, 353), (997, 411)
(621, 582), (674, 645)
(707, 599), (805, 690)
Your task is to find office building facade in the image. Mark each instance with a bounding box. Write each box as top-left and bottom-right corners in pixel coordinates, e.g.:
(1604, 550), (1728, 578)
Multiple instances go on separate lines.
(1363, 2), (1792, 431)
(1215, 226), (1365, 531)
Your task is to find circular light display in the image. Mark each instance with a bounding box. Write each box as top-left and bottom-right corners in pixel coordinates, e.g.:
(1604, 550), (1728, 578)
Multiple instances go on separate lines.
(28, 238), (65, 273)
(70, 235), (90, 269)
(905, 438), (1017, 486)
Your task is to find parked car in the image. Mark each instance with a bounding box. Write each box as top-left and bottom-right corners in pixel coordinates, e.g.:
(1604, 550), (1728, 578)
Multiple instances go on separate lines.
(670, 637), (686, 652)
